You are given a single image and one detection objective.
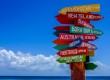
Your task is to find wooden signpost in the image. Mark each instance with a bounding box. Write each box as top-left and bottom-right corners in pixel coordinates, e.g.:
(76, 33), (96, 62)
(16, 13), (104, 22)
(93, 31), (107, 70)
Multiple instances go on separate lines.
(53, 4), (103, 80)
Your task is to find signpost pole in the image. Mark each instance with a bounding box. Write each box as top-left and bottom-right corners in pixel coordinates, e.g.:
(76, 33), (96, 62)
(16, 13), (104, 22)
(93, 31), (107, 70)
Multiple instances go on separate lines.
(54, 4), (102, 80)
(71, 62), (85, 80)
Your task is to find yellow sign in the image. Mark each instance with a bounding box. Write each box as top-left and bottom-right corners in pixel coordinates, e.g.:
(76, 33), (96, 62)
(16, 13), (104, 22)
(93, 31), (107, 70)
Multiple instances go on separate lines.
(88, 51), (94, 57)
(59, 4), (100, 14)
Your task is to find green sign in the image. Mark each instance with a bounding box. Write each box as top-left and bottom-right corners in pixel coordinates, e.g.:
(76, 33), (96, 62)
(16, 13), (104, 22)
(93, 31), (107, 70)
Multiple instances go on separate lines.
(70, 25), (103, 36)
(85, 63), (97, 70)
(56, 55), (86, 63)
(54, 45), (69, 50)
(53, 30), (69, 37)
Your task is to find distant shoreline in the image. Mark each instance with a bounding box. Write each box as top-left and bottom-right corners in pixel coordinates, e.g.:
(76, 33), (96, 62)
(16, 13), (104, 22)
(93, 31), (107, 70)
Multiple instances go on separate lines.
(0, 76), (110, 79)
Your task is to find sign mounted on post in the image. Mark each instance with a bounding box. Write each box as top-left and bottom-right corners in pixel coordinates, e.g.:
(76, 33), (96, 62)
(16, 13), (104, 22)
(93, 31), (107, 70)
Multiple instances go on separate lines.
(85, 63), (97, 70)
(59, 33), (98, 41)
(59, 4), (100, 14)
(54, 26), (69, 31)
(54, 42), (97, 51)
(74, 19), (94, 28)
(68, 37), (83, 48)
(67, 12), (103, 20)
(57, 47), (88, 57)
(70, 25), (103, 36)
(53, 33), (98, 45)
(57, 54), (86, 63)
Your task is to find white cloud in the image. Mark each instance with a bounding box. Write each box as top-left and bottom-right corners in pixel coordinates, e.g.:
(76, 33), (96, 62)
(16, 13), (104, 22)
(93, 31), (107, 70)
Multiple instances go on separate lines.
(0, 49), (69, 71)
(0, 49), (110, 76)
(86, 61), (110, 76)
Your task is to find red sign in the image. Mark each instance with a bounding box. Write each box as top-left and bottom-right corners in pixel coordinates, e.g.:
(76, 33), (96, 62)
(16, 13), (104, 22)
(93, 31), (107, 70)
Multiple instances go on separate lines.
(56, 14), (90, 24)
(53, 38), (71, 45)
(57, 47), (88, 57)
(57, 18), (74, 24)
(74, 19), (94, 28)
(67, 12), (103, 21)
(53, 33), (98, 45)
(54, 26), (69, 31)
(59, 33), (98, 42)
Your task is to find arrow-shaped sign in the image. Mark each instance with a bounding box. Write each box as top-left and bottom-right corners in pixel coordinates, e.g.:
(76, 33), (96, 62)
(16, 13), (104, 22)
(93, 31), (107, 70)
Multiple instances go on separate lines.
(57, 47), (88, 57)
(59, 33), (98, 42)
(54, 42), (97, 51)
(53, 30), (69, 37)
(56, 54), (86, 63)
(56, 14), (90, 24)
(56, 18), (74, 24)
(70, 25), (103, 36)
(53, 39), (71, 45)
(59, 4), (100, 15)
(67, 12), (103, 21)
(54, 26), (69, 31)
(80, 42), (97, 50)
(68, 37), (83, 48)
(85, 62), (97, 70)
(54, 45), (69, 50)
(53, 36), (97, 45)
(87, 50), (94, 57)
(74, 19), (94, 28)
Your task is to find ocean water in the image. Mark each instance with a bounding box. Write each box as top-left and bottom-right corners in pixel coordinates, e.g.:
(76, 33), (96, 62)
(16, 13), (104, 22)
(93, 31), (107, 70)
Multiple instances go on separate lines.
(0, 76), (110, 80)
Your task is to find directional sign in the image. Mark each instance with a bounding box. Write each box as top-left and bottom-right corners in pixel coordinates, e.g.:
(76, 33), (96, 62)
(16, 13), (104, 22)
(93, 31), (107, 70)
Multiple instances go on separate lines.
(59, 4), (100, 14)
(87, 50), (94, 57)
(56, 18), (74, 24)
(70, 25), (103, 36)
(59, 33), (98, 41)
(57, 47), (88, 57)
(54, 42), (97, 50)
(56, 14), (90, 24)
(85, 63), (97, 70)
(54, 41), (97, 50)
(67, 12), (103, 20)
(80, 42), (97, 50)
(54, 26), (69, 31)
(56, 54), (86, 63)
(53, 30), (69, 37)
(53, 39), (71, 45)
(53, 33), (98, 45)
(54, 45), (69, 50)
(74, 19), (94, 28)
(68, 37), (83, 48)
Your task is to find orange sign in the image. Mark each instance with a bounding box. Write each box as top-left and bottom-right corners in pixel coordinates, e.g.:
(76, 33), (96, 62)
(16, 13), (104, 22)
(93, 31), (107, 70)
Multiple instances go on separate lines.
(59, 4), (100, 14)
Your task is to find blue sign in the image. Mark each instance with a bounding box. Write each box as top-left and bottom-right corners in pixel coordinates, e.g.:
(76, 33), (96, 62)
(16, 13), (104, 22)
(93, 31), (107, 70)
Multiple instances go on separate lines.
(69, 37), (83, 48)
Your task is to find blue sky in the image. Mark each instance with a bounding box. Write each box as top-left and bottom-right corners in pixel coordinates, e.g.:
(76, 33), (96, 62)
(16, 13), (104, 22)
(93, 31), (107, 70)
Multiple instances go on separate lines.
(0, 0), (110, 76)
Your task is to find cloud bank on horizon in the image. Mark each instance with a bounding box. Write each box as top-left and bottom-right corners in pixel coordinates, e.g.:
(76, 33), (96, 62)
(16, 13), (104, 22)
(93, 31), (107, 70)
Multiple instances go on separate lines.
(0, 49), (110, 76)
